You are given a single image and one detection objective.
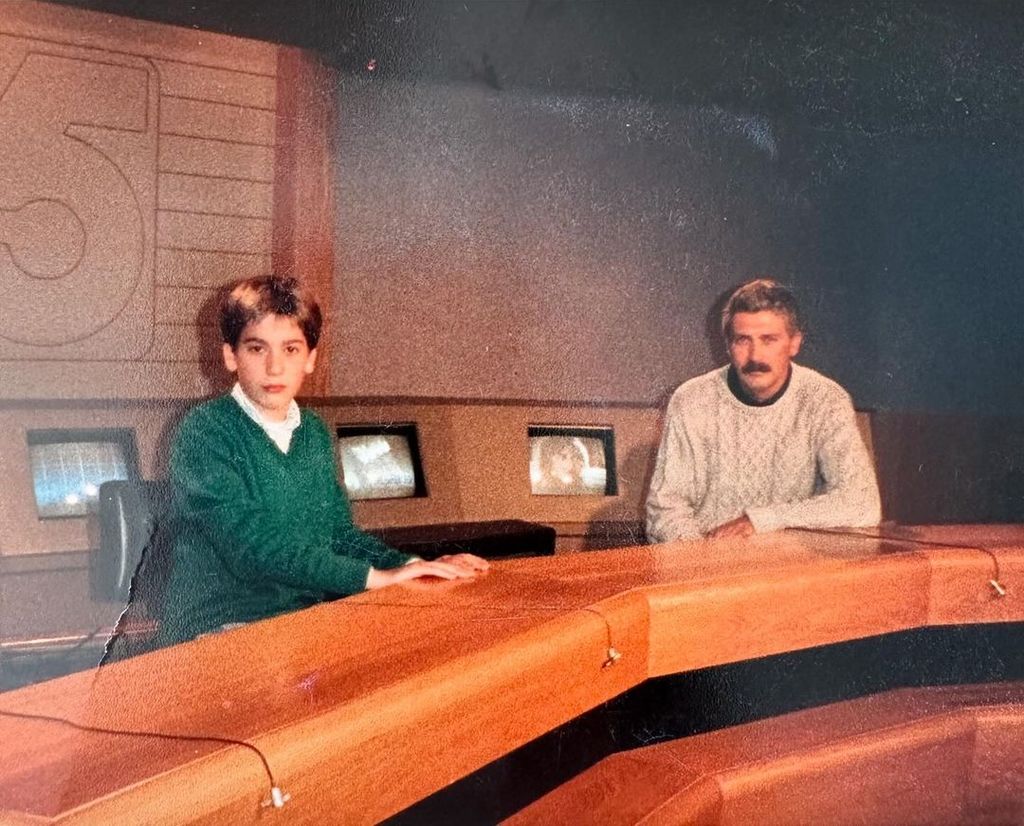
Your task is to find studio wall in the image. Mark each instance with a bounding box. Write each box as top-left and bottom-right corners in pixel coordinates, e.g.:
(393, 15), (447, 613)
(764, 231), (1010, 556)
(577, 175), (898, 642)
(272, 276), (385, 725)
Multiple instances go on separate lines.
(332, 77), (824, 405)
(811, 137), (1024, 416)
(327, 0), (1024, 419)
(0, 0), (337, 656)
(2, 0), (1023, 666)
(0, 0), (333, 400)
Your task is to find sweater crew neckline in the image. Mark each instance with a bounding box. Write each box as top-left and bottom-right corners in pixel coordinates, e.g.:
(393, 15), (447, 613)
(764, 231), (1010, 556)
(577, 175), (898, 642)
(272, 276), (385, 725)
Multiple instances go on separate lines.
(726, 365), (793, 408)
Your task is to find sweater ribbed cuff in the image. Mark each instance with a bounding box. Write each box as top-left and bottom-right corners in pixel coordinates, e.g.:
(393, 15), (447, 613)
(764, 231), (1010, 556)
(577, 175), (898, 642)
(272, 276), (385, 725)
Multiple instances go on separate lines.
(745, 506), (783, 534)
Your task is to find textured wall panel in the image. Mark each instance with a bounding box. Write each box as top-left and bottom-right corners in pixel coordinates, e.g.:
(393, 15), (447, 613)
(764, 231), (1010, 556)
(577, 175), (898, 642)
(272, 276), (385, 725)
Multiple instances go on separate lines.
(159, 96), (275, 145)
(0, 45), (157, 359)
(156, 211), (272, 254)
(158, 174), (273, 218)
(0, 2), (329, 401)
(154, 247), (272, 287)
(157, 134), (274, 182)
(152, 58), (275, 109)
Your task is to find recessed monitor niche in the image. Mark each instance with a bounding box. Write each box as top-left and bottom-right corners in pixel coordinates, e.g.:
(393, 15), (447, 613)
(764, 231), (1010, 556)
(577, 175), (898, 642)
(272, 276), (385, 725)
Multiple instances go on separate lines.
(336, 424), (427, 501)
(528, 425), (617, 496)
(28, 428), (140, 519)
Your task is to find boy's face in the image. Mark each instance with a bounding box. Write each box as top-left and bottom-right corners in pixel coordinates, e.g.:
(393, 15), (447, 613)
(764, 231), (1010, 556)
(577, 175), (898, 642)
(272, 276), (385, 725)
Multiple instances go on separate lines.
(223, 314), (317, 421)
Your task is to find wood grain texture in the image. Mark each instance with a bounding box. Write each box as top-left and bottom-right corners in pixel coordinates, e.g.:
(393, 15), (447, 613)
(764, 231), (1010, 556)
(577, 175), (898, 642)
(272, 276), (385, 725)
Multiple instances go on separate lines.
(509, 684), (1024, 826)
(1, 527), (1023, 822)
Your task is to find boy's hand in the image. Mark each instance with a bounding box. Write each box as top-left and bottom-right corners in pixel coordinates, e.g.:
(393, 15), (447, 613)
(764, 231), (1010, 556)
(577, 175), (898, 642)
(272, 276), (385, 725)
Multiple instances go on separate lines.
(366, 556), (487, 590)
(434, 553), (490, 573)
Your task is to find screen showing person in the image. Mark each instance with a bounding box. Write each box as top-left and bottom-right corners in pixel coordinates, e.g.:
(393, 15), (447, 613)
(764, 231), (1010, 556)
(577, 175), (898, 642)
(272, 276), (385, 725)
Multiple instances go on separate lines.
(28, 429), (139, 518)
(528, 426), (617, 496)
(336, 424), (427, 501)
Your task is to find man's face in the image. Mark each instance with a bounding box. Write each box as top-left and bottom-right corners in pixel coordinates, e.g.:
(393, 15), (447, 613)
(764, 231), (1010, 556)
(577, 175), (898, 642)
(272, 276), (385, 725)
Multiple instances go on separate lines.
(727, 310), (802, 401)
(222, 314), (317, 421)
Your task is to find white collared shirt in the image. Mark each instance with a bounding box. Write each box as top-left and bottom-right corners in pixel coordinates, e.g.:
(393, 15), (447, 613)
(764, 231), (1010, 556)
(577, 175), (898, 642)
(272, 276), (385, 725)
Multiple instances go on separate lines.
(230, 383), (301, 453)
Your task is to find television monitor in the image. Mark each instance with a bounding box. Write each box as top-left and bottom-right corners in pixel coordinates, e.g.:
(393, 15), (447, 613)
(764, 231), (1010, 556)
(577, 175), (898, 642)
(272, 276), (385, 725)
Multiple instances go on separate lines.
(28, 428), (140, 519)
(336, 423), (427, 501)
(528, 425), (617, 496)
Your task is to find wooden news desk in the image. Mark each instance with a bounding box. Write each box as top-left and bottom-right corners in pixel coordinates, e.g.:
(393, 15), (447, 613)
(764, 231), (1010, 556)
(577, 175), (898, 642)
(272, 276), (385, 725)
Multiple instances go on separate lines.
(1, 525), (1023, 823)
(509, 682), (1024, 825)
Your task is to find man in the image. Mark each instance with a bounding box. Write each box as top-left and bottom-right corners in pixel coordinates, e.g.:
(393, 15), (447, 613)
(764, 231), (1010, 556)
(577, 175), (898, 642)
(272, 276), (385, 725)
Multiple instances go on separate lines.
(645, 279), (880, 543)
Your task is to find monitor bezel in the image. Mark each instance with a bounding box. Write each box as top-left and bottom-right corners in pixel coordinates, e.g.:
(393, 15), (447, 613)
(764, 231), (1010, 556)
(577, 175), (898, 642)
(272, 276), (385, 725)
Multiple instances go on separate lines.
(527, 424), (618, 497)
(26, 427), (142, 521)
(335, 422), (429, 500)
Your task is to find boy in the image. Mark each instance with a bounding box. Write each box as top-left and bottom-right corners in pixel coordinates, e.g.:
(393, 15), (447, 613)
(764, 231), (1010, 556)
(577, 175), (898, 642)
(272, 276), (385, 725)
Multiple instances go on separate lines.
(159, 275), (486, 643)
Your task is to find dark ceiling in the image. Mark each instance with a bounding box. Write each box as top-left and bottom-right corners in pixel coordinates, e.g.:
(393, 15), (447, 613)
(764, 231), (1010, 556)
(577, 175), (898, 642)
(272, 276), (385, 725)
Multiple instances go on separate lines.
(51, 0), (1024, 138)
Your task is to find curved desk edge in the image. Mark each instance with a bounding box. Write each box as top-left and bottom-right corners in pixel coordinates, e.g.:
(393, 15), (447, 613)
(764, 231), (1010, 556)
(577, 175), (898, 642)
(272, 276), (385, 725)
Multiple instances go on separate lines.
(1, 526), (1022, 823)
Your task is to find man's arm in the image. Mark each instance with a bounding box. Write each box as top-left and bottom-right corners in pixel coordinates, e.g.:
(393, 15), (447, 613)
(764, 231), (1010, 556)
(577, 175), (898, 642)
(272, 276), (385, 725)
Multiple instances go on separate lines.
(744, 393), (881, 533)
(645, 399), (706, 543)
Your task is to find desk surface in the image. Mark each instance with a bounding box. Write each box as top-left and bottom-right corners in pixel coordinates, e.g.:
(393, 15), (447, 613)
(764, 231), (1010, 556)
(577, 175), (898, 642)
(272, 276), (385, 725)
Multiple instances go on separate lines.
(1, 525), (1023, 823)
(509, 681), (1024, 826)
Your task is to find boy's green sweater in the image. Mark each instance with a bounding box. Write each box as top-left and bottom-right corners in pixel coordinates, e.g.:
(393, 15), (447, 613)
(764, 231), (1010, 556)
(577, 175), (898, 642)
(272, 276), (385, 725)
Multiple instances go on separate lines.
(159, 395), (409, 643)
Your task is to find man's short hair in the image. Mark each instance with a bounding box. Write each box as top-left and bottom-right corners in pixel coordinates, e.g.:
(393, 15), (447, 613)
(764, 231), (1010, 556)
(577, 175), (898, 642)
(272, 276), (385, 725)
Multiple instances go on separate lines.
(220, 274), (323, 349)
(721, 278), (801, 339)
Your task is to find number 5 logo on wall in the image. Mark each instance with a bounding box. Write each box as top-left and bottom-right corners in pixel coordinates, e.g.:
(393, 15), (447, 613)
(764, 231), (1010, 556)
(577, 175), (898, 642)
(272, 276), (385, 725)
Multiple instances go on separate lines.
(0, 44), (156, 359)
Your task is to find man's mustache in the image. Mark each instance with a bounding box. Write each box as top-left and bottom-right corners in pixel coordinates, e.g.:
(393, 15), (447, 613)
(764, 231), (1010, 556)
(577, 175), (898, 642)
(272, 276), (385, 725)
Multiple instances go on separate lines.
(741, 361), (771, 374)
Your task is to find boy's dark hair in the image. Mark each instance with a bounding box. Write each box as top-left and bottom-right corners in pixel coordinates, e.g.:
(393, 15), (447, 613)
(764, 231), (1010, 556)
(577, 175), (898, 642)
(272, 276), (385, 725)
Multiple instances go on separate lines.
(721, 278), (801, 339)
(220, 274), (323, 349)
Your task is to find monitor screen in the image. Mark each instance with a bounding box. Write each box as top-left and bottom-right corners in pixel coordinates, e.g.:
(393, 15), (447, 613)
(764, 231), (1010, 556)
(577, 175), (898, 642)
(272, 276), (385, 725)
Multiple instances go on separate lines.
(336, 424), (427, 501)
(528, 425), (617, 496)
(28, 429), (140, 519)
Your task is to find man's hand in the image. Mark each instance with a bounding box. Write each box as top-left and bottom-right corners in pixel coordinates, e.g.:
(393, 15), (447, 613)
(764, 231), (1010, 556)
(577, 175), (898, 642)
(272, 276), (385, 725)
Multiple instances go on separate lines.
(707, 515), (755, 540)
(366, 554), (489, 589)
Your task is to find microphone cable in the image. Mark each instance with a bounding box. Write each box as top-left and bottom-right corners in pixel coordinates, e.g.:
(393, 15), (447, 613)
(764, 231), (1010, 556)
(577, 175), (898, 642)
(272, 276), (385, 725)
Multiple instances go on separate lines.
(787, 527), (1008, 597)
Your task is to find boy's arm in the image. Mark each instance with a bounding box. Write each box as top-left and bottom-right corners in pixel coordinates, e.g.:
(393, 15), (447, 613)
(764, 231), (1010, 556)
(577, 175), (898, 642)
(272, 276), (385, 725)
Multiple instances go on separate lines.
(328, 485), (412, 572)
(172, 415), (374, 596)
(321, 428), (491, 586)
(319, 439), (490, 588)
(306, 416), (411, 573)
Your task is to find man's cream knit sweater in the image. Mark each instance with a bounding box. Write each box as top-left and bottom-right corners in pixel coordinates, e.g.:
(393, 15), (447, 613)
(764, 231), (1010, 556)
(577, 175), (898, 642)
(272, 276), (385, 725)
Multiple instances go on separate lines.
(645, 363), (881, 543)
